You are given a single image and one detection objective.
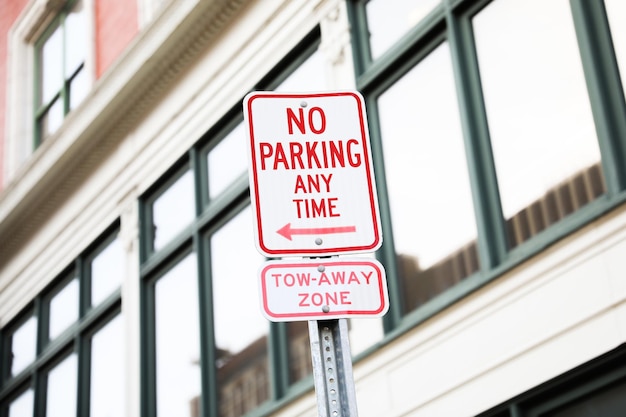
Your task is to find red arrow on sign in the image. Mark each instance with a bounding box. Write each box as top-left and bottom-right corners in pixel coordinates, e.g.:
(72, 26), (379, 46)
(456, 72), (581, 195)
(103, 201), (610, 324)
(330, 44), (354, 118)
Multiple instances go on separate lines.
(277, 223), (357, 241)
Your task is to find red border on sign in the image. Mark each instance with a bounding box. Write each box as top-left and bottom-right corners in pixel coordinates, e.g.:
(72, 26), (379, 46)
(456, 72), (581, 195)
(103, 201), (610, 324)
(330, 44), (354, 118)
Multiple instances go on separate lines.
(246, 91), (381, 256)
(259, 259), (388, 320)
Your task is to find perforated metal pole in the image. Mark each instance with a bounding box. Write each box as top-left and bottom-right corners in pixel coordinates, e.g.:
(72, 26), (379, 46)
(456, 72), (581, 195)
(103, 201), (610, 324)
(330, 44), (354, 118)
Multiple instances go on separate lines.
(308, 319), (359, 417)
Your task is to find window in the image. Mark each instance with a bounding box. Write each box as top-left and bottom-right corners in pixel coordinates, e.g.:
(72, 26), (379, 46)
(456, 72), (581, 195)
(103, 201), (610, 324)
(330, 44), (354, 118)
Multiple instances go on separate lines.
(0, 224), (125, 417)
(472, 0), (604, 248)
(476, 344), (626, 417)
(348, 0), (626, 328)
(375, 41), (478, 314)
(35, 0), (88, 146)
(365, 0), (440, 61)
(605, 0), (626, 99)
(140, 30), (327, 417)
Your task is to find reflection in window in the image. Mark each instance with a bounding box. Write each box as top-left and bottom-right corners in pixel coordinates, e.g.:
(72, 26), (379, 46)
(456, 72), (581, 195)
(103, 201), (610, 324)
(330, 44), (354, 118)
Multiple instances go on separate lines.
(152, 170), (195, 252)
(473, 0), (605, 248)
(377, 42), (478, 313)
(155, 254), (201, 417)
(91, 236), (124, 307)
(366, 0), (440, 60)
(8, 389), (33, 417)
(208, 123), (247, 200)
(36, 0), (87, 144)
(605, 0), (626, 98)
(287, 322), (312, 384)
(90, 315), (125, 417)
(46, 354), (77, 417)
(211, 207), (269, 417)
(9, 316), (37, 376)
(49, 278), (79, 340)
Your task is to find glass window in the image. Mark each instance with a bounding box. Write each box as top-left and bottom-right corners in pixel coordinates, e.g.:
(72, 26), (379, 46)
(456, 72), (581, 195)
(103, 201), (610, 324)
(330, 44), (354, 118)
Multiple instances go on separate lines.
(366, 0), (440, 60)
(46, 354), (78, 417)
(155, 254), (201, 417)
(377, 42), (479, 313)
(90, 315), (125, 417)
(605, 0), (626, 97)
(0, 225), (123, 417)
(7, 389), (33, 417)
(91, 236), (124, 307)
(49, 277), (79, 340)
(211, 207), (269, 414)
(205, 48), (327, 202)
(36, 0), (87, 144)
(275, 49), (326, 92)
(546, 379), (626, 416)
(9, 316), (37, 377)
(151, 170), (195, 252)
(473, 0), (605, 248)
(286, 322), (312, 383)
(208, 123), (247, 200)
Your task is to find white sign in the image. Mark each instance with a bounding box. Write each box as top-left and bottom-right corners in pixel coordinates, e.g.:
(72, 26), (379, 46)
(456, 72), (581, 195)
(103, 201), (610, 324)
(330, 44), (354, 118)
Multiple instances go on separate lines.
(244, 91), (382, 257)
(258, 258), (389, 322)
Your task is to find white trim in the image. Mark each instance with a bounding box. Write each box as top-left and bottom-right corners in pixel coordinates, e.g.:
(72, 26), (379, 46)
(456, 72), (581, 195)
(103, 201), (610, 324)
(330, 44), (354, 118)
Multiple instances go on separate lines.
(4, 0), (95, 185)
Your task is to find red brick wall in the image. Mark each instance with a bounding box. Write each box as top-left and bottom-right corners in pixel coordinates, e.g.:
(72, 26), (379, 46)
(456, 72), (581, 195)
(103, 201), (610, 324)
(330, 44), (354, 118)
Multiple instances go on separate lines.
(0, 0), (29, 189)
(95, 0), (139, 78)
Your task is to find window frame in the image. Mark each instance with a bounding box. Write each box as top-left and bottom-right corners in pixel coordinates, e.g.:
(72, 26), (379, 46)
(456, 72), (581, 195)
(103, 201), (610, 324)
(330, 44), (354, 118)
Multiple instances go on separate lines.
(138, 28), (323, 417)
(347, 0), (626, 333)
(0, 222), (123, 417)
(33, 0), (88, 147)
(476, 343), (626, 417)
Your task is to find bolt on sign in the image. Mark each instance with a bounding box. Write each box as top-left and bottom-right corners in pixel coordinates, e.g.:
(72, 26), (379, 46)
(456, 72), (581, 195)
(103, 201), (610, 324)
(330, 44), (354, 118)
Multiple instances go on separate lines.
(244, 91), (382, 257)
(258, 258), (389, 321)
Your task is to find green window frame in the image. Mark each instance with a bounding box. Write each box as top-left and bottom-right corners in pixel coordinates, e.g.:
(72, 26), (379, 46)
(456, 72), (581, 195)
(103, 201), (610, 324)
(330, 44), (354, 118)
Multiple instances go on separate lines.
(34, 0), (88, 147)
(347, 0), (626, 332)
(139, 29), (322, 417)
(0, 222), (124, 417)
(476, 343), (626, 416)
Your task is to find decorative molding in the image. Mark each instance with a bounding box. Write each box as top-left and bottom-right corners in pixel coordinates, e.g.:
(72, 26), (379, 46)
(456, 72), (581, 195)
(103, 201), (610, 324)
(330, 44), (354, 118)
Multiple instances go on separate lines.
(0, 0), (247, 295)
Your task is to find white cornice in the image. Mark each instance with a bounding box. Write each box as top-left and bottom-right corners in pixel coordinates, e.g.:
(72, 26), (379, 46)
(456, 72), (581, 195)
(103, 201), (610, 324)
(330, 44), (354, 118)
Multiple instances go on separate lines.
(0, 0), (247, 268)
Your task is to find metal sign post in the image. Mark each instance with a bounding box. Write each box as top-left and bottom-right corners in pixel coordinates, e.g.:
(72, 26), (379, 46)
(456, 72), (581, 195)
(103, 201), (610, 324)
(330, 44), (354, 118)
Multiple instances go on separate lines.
(308, 319), (359, 417)
(243, 91), (387, 417)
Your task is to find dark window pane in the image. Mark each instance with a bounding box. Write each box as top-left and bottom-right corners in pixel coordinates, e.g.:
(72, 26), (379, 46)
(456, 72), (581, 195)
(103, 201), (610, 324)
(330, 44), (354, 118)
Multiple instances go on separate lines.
(605, 0), (626, 99)
(211, 207), (269, 416)
(377, 42), (478, 313)
(155, 254), (201, 417)
(473, 0), (605, 247)
(91, 315), (125, 417)
(546, 380), (626, 417)
(286, 322), (311, 384)
(46, 354), (77, 417)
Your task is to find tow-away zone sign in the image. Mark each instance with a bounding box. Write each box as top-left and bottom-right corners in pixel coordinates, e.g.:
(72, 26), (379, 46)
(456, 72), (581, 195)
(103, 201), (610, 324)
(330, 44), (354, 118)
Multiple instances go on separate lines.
(258, 258), (389, 322)
(244, 91), (382, 257)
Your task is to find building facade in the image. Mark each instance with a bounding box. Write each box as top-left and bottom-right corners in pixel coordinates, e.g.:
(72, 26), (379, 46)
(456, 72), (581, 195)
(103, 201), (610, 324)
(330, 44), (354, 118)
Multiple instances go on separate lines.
(1, 0), (625, 416)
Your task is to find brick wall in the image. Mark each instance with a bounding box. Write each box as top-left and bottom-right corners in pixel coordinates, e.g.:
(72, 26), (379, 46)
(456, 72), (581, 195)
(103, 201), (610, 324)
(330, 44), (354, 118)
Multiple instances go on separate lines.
(95, 0), (139, 78)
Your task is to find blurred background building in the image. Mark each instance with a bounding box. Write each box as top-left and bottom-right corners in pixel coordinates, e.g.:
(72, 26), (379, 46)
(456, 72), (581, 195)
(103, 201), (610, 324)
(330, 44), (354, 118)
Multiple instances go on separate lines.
(1, 0), (625, 416)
